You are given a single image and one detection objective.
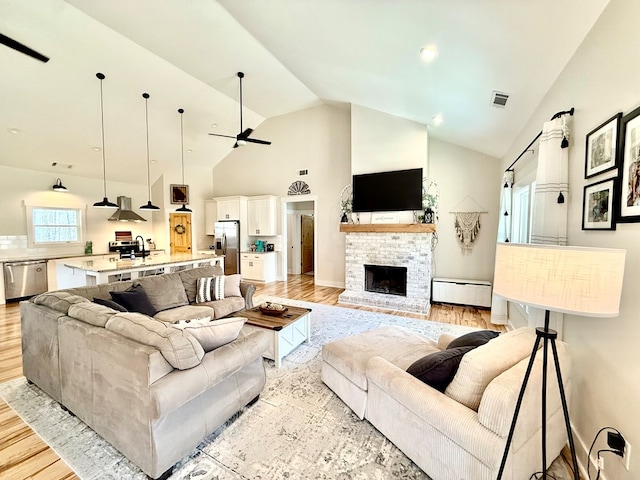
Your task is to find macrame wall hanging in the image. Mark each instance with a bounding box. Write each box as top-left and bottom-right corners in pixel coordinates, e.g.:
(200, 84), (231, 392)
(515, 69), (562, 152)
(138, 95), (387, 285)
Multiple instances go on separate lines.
(450, 196), (487, 255)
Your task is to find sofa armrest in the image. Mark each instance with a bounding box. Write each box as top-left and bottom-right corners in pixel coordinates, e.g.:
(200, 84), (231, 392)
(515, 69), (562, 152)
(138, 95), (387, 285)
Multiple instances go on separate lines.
(240, 282), (256, 309)
(366, 356), (503, 462)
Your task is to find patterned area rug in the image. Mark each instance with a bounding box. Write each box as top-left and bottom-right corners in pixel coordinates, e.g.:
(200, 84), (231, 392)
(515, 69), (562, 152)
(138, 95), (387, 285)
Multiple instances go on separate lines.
(0, 298), (571, 480)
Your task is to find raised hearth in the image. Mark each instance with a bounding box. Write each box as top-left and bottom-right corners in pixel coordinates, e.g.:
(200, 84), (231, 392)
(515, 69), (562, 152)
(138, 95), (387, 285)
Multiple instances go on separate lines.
(339, 229), (433, 314)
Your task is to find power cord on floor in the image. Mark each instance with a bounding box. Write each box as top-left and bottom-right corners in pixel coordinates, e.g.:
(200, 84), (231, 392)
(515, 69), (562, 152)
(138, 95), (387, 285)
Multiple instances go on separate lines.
(529, 471), (558, 479)
(588, 426), (623, 480)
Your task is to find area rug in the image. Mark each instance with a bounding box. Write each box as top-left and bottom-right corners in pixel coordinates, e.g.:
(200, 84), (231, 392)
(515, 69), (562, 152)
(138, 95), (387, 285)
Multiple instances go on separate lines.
(0, 298), (571, 480)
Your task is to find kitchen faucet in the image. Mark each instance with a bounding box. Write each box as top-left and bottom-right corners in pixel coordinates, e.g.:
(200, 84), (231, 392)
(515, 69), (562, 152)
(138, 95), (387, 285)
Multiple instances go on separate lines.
(135, 235), (147, 259)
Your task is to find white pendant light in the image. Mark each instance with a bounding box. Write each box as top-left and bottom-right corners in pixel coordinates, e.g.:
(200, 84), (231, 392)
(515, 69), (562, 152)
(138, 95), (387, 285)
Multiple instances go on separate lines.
(175, 108), (192, 213)
(140, 92), (159, 210)
(93, 72), (118, 208)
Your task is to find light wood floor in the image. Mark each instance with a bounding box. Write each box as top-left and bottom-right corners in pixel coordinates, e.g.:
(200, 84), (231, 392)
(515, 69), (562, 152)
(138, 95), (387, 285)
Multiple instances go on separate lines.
(0, 275), (501, 479)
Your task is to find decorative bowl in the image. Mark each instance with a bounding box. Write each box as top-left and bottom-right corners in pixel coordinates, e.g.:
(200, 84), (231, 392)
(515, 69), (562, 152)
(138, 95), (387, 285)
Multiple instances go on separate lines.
(259, 302), (287, 316)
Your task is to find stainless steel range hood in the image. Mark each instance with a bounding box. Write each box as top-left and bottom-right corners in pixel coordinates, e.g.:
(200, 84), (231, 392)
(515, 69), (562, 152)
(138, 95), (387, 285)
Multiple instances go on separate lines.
(108, 196), (147, 222)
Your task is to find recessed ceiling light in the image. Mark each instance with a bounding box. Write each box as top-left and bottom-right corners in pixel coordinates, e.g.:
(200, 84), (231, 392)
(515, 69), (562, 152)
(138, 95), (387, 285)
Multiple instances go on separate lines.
(7, 128), (20, 134)
(211, 123), (218, 129)
(419, 45), (438, 62)
(92, 146), (102, 152)
(150, 159), (157, 164)
(432, 114), (443, 126)
(187, 149), (193, 153)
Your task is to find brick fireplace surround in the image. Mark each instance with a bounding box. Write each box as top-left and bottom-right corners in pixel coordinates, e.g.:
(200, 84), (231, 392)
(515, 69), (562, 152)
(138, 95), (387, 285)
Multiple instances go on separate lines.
(338, 227), (433, 314)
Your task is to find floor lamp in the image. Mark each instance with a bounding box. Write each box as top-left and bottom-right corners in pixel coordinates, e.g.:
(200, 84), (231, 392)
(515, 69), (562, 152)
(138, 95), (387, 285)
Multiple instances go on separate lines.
(493, 243), (626, 480)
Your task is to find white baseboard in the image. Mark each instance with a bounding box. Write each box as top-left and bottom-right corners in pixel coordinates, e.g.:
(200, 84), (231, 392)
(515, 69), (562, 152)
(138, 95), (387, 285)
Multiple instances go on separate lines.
(314, 279), (345, 288)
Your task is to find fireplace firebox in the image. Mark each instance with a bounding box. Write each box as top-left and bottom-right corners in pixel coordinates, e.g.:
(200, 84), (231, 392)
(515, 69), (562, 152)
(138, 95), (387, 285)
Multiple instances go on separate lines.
(364, 264), (407, 297)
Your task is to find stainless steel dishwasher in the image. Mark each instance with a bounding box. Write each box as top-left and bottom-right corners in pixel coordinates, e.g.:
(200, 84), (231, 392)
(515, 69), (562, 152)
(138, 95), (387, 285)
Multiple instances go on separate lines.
(3, 259), (48, 300)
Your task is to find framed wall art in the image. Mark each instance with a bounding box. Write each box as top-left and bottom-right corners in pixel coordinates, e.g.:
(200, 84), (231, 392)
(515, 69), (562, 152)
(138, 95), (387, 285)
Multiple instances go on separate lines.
(616, 105), (640, 223)
(170, 184), (189, 204)
(582, 178), (615, 230)
(585, 112), (621, 179)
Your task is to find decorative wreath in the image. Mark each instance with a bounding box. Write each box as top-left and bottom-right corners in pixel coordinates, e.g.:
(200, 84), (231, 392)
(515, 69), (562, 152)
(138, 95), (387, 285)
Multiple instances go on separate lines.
(174, 224), (186, 235)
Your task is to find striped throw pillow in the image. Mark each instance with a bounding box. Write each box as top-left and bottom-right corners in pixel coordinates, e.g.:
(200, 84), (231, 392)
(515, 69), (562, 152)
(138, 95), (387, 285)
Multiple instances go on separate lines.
(195, 276), (225, 303)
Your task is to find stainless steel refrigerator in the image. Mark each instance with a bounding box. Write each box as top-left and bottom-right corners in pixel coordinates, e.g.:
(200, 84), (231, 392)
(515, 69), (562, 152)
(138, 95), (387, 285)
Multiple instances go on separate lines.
(214, 220), (240, 275)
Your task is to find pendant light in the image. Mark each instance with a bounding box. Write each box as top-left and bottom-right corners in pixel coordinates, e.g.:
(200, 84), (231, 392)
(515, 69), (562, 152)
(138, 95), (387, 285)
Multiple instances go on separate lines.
(52, 178), (68, 192)
(175, 108), (192, 213)
(93, 72), (118, 208)
(140, 93), (159, 210)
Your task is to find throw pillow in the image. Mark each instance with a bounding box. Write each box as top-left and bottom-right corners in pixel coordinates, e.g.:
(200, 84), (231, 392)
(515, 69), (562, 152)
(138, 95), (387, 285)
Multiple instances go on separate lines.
(224, 274), (242, 297)
(447, 330), (500, 349)
(406, 345), (476, 392)
(93, 297), (128, 312)
(109, 285), (157, 317)
(195, 276), (225, 303)
(172, 316), (246, 352)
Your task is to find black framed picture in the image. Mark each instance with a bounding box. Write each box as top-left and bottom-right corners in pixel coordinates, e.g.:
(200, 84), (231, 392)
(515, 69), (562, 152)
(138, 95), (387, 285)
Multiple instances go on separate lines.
(170, 184), (189, 204)
(582, 178), (615, 231)
(585, 112), (621, 179)
(616, 106), (640, 223)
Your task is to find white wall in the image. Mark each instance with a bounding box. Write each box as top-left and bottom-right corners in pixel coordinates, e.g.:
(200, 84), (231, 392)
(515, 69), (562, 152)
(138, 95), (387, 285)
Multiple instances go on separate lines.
(499, 0), (640, 476)
(429, 139), (501, 281)
(210, 104), (351, 287)
(351, 104), (428, 175)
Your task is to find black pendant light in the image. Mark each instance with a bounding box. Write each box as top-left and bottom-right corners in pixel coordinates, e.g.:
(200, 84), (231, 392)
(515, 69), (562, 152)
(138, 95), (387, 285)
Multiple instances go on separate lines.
(52, 178), (68, 192)
(93, 73), (118, 208)
(175, 108), (192, 213)
(140, 93), (159, 210)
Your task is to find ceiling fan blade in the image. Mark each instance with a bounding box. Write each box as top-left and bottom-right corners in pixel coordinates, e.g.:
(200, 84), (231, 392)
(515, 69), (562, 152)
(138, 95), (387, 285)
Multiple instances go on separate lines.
(208, 133), (237, 139)
(245, 138), (272, 146)
(237, 128), (253, 139)
(233, 142), (239, 148)
(0, 33), (49, 63)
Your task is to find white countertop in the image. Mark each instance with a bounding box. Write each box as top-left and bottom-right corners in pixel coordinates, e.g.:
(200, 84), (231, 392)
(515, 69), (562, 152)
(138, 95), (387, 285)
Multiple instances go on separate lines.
(63, 253), (223, 273)
(241, 251), (276, 254)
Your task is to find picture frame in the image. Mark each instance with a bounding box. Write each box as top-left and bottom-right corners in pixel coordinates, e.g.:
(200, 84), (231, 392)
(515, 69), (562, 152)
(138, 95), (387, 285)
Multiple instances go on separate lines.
(585, 112), (621, 179)
(582, 178), (616, 231)
(616, 105), (640, 223)
(170, 184), (189, 204)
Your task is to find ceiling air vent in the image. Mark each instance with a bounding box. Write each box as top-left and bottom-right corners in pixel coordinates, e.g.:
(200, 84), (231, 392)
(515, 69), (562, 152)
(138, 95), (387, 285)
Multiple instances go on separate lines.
(491, 91), (509, 108)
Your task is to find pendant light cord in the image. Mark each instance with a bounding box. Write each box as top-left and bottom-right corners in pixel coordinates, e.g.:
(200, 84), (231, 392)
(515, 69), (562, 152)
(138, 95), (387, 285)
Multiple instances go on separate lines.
(144, 93), (151, 200)
(98, 74), (107, 197)
(179, 109), (185, 184)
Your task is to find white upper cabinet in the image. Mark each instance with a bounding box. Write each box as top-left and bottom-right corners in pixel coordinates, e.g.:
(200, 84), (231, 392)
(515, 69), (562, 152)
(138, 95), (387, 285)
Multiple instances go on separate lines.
(204, 200), (217, 235)
(215, 197), (242, 221)
(247, 195), (277, 236)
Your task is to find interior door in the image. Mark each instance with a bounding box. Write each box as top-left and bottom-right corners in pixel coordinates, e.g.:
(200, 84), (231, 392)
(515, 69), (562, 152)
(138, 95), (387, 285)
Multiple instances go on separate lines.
(301, 214), (314, 274)
(169, 212), (192, 254)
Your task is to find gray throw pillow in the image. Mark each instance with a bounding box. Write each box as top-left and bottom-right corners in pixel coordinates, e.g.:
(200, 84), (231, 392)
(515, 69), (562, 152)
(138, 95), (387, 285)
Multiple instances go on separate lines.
(171, 316), (246, 352)
(406, 346), (476, 392)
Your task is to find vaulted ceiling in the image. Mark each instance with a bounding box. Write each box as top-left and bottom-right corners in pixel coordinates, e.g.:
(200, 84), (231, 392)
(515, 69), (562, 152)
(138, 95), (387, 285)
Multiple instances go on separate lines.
(1, 0), (610, 184)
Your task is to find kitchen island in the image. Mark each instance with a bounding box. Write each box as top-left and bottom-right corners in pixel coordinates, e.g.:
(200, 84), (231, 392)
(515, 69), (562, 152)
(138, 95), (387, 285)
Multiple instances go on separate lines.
(56, 253), (225, 289)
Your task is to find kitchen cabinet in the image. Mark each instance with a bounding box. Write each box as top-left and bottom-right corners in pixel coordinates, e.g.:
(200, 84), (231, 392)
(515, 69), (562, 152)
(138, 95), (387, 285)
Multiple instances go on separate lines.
(247, 195), (277, 236)
(215, 197), (243, 221)
(241, 252), (276, 282)
(205, 200), (216, 235)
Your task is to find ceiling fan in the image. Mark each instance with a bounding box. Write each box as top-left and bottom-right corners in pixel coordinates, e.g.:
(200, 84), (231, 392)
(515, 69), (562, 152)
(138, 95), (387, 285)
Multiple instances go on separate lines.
(0, 33), (49, 63)
(209, 72), (271, 148)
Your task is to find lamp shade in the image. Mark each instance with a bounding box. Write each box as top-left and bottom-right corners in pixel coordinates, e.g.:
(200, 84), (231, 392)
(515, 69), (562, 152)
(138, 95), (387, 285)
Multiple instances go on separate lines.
(52, 178), (68, 192)
(493, 243), (626, 317)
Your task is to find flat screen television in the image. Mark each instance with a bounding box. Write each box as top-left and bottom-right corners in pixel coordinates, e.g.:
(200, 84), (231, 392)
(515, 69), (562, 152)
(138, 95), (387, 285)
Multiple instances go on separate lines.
(352, 168), (423, 212)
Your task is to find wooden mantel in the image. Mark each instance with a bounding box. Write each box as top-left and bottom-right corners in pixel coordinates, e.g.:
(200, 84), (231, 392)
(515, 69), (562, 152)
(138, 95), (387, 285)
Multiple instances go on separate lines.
(339, 223), (436, 233)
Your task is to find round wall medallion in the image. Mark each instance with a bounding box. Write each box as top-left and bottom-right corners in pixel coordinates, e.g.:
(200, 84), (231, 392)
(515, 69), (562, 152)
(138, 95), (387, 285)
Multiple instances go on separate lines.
(288, 180), (311, 195)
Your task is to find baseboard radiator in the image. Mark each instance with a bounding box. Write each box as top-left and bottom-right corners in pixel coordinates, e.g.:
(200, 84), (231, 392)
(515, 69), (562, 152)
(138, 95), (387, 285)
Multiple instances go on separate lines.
(431, 278), (492, 308)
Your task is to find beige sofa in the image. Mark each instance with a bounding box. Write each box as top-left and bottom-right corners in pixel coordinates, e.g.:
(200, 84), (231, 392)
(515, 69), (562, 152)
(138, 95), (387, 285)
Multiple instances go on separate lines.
(322, 326), (571, 480)
(21, 266), (270, 479)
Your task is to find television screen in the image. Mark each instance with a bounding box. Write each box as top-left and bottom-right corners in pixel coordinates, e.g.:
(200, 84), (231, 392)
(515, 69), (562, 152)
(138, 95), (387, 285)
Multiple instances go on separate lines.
(352, 168), (423, 212)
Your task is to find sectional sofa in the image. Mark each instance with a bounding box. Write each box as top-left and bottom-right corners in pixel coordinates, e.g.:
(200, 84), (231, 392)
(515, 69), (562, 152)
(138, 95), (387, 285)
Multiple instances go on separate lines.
(20, 265), (270, 479)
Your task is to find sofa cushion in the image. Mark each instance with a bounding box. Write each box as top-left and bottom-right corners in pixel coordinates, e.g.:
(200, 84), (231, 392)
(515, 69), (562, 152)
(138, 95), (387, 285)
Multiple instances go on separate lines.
(197, 297), (246, 319)
(445, 327), (538, 411)
(179, 266), (224, 303)
(135, 273), (189, 312)
(224, 274), (242, 297)
(110, 285), (157, 317)
(93, 297), (127, 312)
(106, 312), (204, 370)
(68, 302), (118, 327)
(195, 276), (225, 303)
(153, 305), (214, 323)
(447, 330), (500, 349)
(32, 291), (90, 314)
(406, 345), (476, 392)
(171, 316), (246, 352)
